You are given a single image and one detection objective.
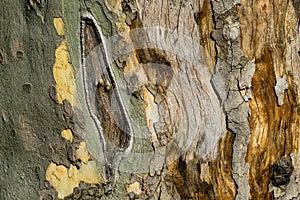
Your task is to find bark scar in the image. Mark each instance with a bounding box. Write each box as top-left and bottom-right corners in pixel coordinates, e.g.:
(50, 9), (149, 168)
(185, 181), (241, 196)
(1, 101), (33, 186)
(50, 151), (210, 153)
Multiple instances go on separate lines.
(80, 11), (133, 183)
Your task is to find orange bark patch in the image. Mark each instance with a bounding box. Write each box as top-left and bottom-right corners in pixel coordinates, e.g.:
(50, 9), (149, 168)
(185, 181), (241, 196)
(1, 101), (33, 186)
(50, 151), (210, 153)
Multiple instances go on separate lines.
(247, 48), (299, 199)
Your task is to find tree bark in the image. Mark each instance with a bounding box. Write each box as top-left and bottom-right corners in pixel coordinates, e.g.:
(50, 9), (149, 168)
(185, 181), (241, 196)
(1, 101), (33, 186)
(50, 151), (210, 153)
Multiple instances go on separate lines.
(0, 0), (299, 199)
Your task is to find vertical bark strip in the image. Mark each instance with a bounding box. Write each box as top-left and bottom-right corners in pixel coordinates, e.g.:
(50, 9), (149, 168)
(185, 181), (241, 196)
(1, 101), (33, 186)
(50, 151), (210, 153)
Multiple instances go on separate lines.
(238, 0), (300, 199)
(80, 11), (134, 185)
(211, 1), (255, 199)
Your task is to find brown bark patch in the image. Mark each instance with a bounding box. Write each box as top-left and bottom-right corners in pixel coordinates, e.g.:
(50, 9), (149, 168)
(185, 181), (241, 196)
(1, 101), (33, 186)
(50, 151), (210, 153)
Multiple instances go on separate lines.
(83, 20), (130, 149)
(167, 131), (236, 200)
(238, 0), (300, 198)
(194, 0), (216, 73)
(247, 48), (299, 199)
(210, 131), (237, 199)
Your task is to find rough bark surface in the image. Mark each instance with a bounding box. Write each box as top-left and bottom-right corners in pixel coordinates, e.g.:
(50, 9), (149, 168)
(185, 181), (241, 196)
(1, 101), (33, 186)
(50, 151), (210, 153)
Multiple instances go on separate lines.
(0, 0), (299, 200)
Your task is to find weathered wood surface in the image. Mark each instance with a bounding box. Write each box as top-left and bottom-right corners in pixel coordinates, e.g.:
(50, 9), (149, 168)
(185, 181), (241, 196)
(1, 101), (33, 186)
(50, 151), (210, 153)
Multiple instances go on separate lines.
(0, 0), (299, 199)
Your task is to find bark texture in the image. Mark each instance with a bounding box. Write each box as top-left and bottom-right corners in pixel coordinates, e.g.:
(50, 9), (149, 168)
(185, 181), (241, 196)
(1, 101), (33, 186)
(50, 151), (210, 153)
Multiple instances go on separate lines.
(0, 0), (299, 199)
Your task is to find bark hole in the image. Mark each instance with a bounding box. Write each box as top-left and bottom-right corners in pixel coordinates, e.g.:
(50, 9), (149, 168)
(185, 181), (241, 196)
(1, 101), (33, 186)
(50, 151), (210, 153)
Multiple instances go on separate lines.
(271, 156), (294, 187)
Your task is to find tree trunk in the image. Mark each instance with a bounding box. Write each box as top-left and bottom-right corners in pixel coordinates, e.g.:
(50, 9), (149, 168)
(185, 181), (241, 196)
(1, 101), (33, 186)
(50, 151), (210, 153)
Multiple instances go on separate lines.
(0, 0), (299, 199)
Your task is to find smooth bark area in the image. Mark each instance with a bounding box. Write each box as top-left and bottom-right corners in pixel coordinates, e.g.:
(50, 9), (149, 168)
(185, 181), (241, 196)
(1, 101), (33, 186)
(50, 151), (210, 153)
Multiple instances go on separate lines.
(0, 0), (299, 199)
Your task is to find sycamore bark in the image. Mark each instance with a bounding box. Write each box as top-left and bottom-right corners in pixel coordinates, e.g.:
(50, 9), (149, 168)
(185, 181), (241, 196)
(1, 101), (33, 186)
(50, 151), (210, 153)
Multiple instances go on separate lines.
(0, 0), (299, 199)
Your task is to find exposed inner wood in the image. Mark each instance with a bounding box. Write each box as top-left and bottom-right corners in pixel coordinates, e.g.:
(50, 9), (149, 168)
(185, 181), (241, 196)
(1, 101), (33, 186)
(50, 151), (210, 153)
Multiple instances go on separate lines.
(238, 0), (300, 198)
(247, 48), (299, 199)
(83, 20), (130, 149)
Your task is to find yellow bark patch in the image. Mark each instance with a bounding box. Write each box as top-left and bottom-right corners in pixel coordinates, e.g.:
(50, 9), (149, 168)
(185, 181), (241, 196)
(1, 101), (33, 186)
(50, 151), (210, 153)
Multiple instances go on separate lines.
(53, 18), (65, 36)
(116, 12), (130, 33)
(126, 181), (143, 195)
(105, 0), (123, 13)
(61, 129), (73, 142)
(142, 86), (159, 143)
(53, 40), (76, 106)
(123, 54), (139, 74)
(46, 161), (102, 199)
(76, 142), (91, 164)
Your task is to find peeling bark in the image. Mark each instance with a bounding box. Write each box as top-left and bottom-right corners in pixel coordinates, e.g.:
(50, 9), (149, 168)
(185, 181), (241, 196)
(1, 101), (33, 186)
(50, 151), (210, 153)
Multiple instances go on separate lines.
(1, 0), (300, 199)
